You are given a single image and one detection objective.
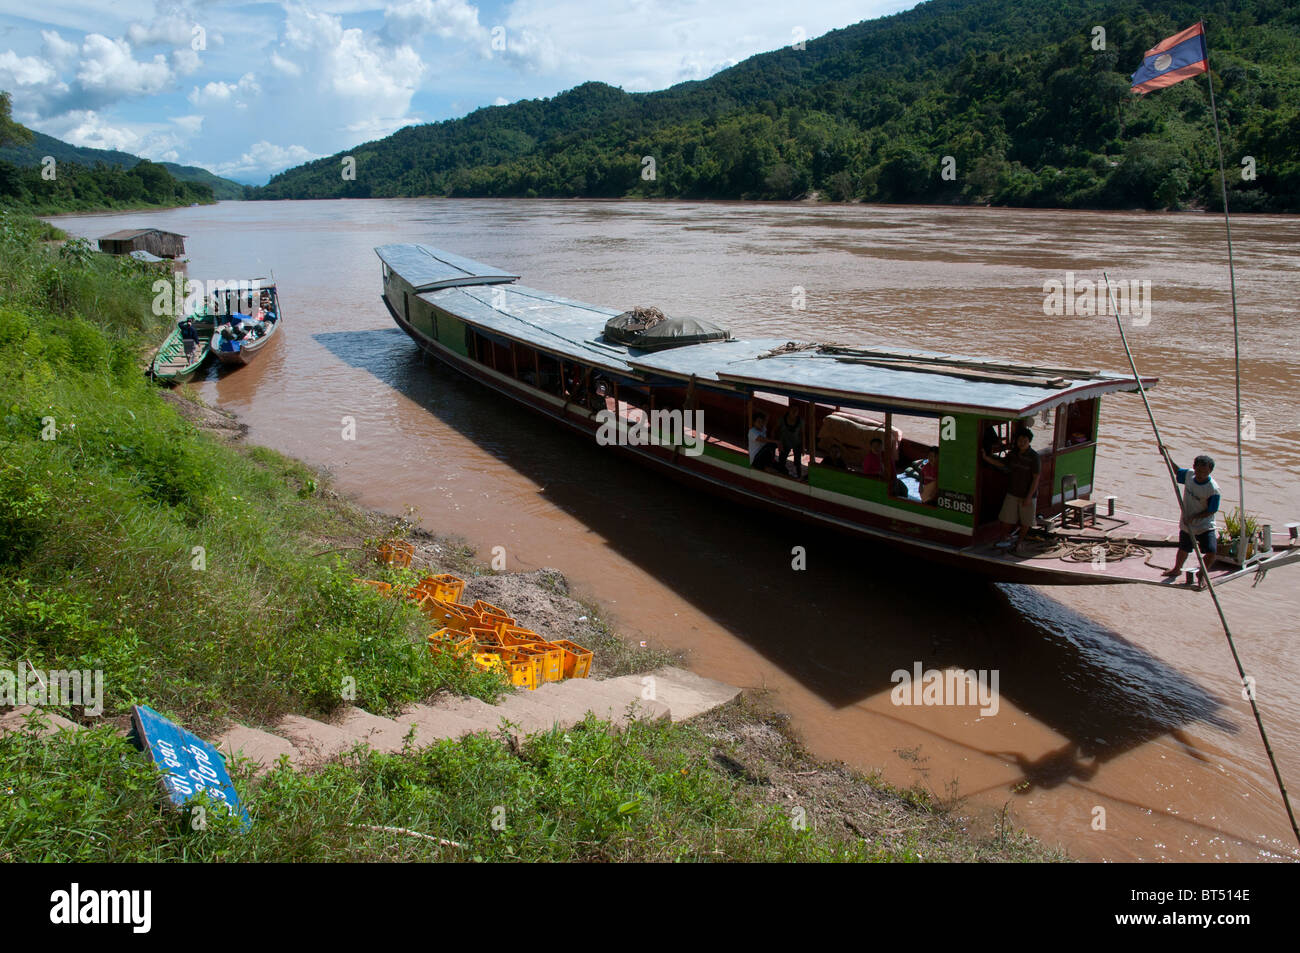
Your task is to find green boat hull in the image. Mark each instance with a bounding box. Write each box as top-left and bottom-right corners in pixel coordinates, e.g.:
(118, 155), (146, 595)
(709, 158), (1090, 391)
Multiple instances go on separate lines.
(149, 325), (210, 383)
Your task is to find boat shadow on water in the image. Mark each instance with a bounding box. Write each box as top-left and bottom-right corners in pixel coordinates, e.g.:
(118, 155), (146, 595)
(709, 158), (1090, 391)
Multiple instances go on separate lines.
(315, 328), (1238, 795)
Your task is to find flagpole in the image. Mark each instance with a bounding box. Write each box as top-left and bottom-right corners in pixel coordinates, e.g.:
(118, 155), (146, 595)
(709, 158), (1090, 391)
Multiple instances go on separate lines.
(1201, 19), (1249, 536)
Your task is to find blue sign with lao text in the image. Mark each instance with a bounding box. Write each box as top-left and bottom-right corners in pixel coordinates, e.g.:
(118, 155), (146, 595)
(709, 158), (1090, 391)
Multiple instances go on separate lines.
(131, 704), (250, 830)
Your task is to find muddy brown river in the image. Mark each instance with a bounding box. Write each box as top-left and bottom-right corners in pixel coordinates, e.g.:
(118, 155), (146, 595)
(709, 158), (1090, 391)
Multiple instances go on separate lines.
(52, 199), (1300, 861)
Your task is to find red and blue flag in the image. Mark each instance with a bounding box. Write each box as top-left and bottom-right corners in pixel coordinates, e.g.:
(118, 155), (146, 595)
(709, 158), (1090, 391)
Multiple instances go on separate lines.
(1130, 22), (1208, 94)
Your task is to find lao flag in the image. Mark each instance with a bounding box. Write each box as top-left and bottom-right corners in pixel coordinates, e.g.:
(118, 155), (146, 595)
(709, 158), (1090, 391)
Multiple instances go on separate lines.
(1131, 23), (1208, 94)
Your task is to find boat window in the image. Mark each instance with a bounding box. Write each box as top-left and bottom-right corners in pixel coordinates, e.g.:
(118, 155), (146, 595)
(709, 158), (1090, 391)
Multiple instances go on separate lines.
(886, 413), (942, 505)
(536, 351), (562, 395)
(813, 405), (897, 480)
(1062, 399), (1097, 448)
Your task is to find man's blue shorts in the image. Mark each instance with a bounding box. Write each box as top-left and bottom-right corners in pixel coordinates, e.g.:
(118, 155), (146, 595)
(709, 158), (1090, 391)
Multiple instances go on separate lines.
(1178, 529), (1217, 554)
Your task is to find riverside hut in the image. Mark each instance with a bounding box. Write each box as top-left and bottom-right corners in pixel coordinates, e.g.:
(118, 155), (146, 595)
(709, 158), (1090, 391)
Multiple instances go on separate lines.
(98, 228), (187, 259)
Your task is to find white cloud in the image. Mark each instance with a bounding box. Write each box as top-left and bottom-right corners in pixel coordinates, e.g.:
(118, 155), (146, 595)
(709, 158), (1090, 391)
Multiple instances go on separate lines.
(187, 72), (259, 107)
(493, 0), (910, 90)
(0, 50), (60, 88)
(269, 52), (301, 76)
(382, 0), (487, 44)
(41, 31), (80, 69)
(126, 11), (195, 49)
(283, 4), (424, 110)
(492, 95), (509, 106)
(208, 140), (323, 179)
(42, 109), (142, 152)
(75, 34), (172, 100)
(171, 48), (202, 75)
(169, 113), (203, 135)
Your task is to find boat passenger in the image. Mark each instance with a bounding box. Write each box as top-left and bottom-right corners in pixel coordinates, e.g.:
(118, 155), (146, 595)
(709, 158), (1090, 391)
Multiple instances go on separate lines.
(861, 437), (885, 477)
(776, 406), (806, 480)
(748, 412), (780, 473)
(178, 316), (199, 361)
(821, 444), (849, 470)
(993, 426), (1040, 554)
(920, 445), (939, 503)
(980, 424), (1006, 465)
(1161, 452), (1220, 583)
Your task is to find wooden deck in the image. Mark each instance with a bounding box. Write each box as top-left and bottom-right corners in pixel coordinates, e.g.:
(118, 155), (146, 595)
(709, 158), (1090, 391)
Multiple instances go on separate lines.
(965, 510), (1300, 589)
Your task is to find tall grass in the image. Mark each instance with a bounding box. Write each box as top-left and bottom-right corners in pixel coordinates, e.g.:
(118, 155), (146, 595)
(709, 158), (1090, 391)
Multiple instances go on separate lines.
(0, 211), (505, 731)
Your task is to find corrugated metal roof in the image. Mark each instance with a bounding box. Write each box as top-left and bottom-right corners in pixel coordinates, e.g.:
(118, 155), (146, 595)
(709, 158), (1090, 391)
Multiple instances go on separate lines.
(389, 244), (1152, 416)
(376, 243), (518, 292)
(99, 228), (186, 240)
(420, 283), (634, 375)
(711, 349), (1153, 417)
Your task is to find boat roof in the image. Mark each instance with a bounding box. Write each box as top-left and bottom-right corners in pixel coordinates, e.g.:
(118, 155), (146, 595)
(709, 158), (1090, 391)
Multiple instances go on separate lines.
(420, 283), (635, 375)
(382, 243), (1155, 416)
(376, 243), (518, 292)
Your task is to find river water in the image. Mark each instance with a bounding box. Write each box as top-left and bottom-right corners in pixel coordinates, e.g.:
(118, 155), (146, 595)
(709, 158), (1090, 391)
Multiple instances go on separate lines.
(51, 198), (1300, 861)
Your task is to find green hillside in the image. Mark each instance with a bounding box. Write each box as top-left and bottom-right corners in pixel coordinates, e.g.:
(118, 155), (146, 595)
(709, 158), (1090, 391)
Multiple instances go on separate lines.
(251, 0), (1300, 211)
(0, 127), (245, 200)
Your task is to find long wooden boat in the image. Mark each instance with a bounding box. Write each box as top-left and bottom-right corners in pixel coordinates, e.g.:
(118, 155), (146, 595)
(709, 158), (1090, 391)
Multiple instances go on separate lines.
(148, 323), (209, 383)
(210, 279), (282, 367)
(375, 243), (1299, 589)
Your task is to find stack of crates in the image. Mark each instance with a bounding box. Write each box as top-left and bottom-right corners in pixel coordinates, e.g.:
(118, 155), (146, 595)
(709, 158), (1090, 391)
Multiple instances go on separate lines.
(356, 570), (594, 690)
(376, 541), (415, 568)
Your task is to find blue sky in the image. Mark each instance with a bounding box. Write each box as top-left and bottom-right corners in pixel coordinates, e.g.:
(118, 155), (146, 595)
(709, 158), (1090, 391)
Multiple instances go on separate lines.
(0, 1), (916, 184)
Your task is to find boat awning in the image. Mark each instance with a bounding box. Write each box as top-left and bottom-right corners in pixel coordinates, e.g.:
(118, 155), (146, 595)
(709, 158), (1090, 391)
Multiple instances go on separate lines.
(419, 283), (636, 375)
(375, 243), (519, 292)
(707, 345), (1156, 417)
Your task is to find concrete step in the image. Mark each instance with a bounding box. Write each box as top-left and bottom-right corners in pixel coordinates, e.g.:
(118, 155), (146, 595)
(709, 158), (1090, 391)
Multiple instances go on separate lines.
(547, 677), (672, 726)
(646, 666), (742, 722)
(215, 725), (301, 773)
(423, 694), (513, 733)
(0, 706), (81, 738)
(397, 702), (488, 744)
(489, 692), (568, 736)
(274, 714), (356, 766)
(331, 707), (412, 754)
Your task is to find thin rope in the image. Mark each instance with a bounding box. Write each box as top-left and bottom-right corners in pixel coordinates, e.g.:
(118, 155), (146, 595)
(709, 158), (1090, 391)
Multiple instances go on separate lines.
(1102, 271), (1299, 851)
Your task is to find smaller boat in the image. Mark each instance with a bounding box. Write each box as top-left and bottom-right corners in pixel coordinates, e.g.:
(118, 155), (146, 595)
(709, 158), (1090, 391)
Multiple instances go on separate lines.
(210, 279), (282, 367)
(148, 320), (210, 384)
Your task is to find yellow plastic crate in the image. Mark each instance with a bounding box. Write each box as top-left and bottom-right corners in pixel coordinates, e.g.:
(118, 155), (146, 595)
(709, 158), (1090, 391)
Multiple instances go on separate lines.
(534, 643), (564, 683)
(499, 625), (542, 646)
(472, 652), (502, 672)
(353, 578), (393, 596)
(376, 541), (414, 568)
(428, 629), (472, 658)
(502, 656), (537, 690)
(551, 639), (593, 679)
(512, 646), (548, 687)
(428, 573), (466, 603)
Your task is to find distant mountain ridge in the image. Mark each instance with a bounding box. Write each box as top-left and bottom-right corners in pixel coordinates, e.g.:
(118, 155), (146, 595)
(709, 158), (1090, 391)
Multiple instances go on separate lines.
(0, 130), (245, 200)
(250, 0), (1300, 212)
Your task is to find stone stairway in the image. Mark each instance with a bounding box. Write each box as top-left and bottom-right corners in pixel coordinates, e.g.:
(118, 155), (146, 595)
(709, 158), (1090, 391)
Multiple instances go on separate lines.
(213, 666), (741, 773)
(0, 667), (742, 774)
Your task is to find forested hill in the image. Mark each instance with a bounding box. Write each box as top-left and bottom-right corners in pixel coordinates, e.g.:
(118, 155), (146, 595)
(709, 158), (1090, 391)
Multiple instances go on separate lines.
(0, 129), (246, 200)
(251, 0), (1300, 212)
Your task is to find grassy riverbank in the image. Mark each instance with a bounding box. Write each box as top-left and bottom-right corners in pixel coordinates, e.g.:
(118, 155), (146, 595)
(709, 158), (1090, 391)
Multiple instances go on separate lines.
(0, 211), (1064, 861)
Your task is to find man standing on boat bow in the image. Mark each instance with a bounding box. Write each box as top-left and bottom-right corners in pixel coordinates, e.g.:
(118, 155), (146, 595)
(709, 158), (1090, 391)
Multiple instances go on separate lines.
(994, 426), (1040, 555)
(1160, 451), (1220, 582)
